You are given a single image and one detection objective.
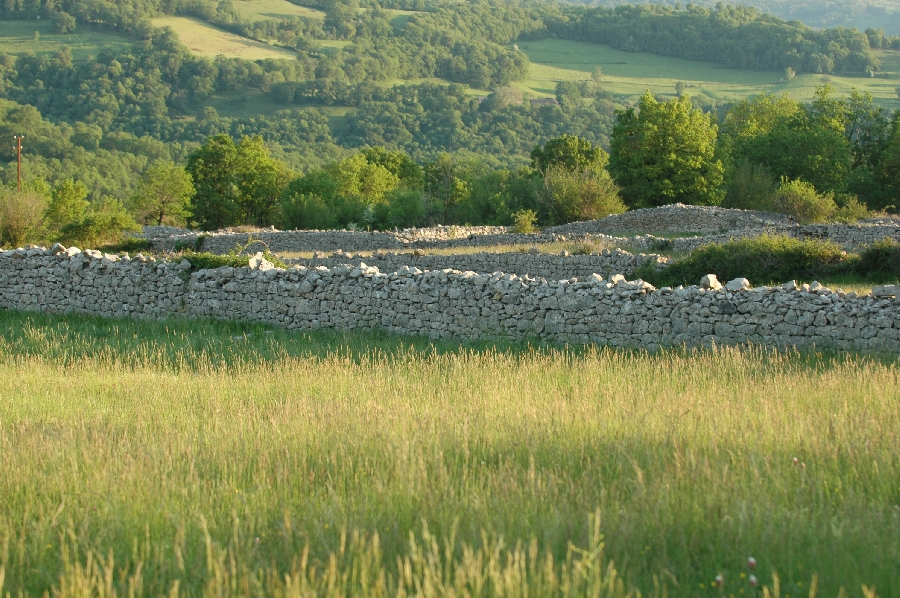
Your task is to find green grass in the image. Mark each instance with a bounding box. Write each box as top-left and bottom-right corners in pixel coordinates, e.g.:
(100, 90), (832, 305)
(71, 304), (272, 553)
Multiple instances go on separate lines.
(151, 16), (298, 60)
(0, 19), (133, 62)
(519, 39), (900, 108)
(0, 310), (898, 597)
(230, 0), (325, 23)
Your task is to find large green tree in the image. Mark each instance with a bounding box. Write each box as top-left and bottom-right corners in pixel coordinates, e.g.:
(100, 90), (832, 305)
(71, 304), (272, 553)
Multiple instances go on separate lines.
(186, 135), (290, 230)
(186, 135), (240, 231)
(609, 92), (724, 208)
(129, 161), (195, 226)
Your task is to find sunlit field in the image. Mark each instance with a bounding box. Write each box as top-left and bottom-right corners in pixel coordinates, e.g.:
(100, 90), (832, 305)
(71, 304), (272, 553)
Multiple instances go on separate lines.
(0, 310), (898, 597)
(520, 39), (900, 108)
(150, 16), (298, 60)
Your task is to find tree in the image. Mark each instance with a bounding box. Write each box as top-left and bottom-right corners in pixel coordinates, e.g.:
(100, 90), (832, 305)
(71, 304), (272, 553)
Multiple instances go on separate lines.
(531, 135), (606, 174)
(45, 179), (89, 235)
(186, 135), (240, 230)
(53, 11), (76, 33)
(129, 162), (195, 226)
(609, 92), (724, 208)
(232, 136), (291, 227)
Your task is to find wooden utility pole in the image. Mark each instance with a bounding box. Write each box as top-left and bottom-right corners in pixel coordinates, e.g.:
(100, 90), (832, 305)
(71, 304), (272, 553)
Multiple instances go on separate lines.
(13, 135), (23, 192)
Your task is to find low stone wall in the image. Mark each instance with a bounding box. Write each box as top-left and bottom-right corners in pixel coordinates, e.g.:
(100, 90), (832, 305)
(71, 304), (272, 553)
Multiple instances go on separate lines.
(546, 204), (796, 236)
(284, 249), (666, 280)
(3, 246), (899, 352)
(142, 213), (900, 256)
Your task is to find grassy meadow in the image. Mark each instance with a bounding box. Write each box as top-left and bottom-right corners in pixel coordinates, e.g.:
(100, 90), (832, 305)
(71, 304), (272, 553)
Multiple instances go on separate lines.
(519, 39), (900, 108)
(150, 16), (298, 61)
(230, 0), (325, 23)
(0, 309), (898, 597)
(0, 19), (133, 62)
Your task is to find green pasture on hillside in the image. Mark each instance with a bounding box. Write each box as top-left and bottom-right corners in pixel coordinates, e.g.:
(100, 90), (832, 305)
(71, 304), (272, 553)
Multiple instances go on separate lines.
(0, 19), (132, 62)
(230, 0), (325, 22)
(151, 16), (298, 60)
(520, 39), (900, 108)
(0, 310), (898, 597)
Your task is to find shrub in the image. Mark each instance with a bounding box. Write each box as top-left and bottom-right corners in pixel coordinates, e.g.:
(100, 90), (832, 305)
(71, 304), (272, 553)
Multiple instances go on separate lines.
(721, 160), (776, 211)
(771, 178), (837, 223)
(511, 209), (538, 233)
(58, 197), (140, 248)
(536, 166), (626, 225)
(386, 189), (425, 228)
(0, 189), (47, 248)
(852, 238), (900, 279)
(638, 234), (846, 287)
(281, 193), (338, 230)
(833, 196), (870, 223)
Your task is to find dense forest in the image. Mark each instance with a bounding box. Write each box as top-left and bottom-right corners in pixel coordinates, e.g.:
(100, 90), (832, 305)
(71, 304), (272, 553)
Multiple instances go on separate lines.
(0, 0), (897, 244)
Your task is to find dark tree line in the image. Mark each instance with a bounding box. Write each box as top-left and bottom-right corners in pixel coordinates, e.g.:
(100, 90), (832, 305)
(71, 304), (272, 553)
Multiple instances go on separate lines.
(546, 3), (880, 74)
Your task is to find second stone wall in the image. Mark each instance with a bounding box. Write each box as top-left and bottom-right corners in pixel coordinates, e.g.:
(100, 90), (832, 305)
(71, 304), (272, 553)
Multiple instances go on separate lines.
(3, 246), (899, 352)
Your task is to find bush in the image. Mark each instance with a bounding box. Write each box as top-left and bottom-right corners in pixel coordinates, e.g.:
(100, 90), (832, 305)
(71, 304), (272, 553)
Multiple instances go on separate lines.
(637, 234), (847, 287)
(771, 178), (837, 223)
(722, 160), (776, 211)
(386, 189), (425, 228)
(833, 196), (870, 223)
(511, 209), (538, 233)
(536, 166), (626, 225)
(0, 189), (47, 248)
(281, 193), (338, 230)
(851, 238), (900, 279)
(58, 197), (140, 248)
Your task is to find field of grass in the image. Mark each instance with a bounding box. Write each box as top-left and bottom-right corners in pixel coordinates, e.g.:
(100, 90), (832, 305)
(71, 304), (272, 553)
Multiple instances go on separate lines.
(520, 39), (900, 108)
(0, 309), (898, 597)
(230, 0), (325, 22)
(151, 16), (298, 61)
(0, 19), (133, 62)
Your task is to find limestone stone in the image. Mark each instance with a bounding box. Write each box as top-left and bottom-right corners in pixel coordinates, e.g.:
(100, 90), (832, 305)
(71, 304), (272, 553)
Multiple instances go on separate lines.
(701, 274), (722, 290)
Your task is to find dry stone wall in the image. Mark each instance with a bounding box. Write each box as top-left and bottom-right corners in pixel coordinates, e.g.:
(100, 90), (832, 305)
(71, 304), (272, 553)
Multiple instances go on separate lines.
(285, 249), (666, 280)
(142, 210), (900, 256)
(3, 246), (900, 352)
(546, 204), (796, 235)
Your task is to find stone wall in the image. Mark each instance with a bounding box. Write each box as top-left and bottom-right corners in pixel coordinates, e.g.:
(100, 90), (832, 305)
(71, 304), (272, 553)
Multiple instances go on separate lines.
(546, 204), (796, 235)
(3, 245), (899, 352)
(284, 248), (666, 280)
(141, 210), (900, 256)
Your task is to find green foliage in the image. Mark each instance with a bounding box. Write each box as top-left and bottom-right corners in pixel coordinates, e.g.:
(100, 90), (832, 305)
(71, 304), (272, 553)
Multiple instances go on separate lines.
(549, 3), (879, 75)
(536, 165), (626, 225)
(511, 208), (538, 233)
(852, 239), (900, 279)
(531, 135), (606, 175)
(186, 135), (292, 230)
(58, 197), (140, 249)
(721, 160), (777, 211)
(128, 161), (195, 226)
(52, 11), (76, 34)
(640, 235), (847, 287)
(179, 238), (287, 270)
(385, 189), (425, 228)
(609, 92), (724, 208)
(0, 187), (47, 248)
(45, 180), (89, 236)
(771, 178), (838, 224)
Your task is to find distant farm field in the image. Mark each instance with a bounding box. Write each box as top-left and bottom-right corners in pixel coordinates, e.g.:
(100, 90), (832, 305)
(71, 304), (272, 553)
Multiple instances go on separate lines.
(0, 19), (132, 62)
(0, 310), (898, 597)
(230, 0), (325, 22)
(520, 39), (900, 108)
(151, 16), (298, 60)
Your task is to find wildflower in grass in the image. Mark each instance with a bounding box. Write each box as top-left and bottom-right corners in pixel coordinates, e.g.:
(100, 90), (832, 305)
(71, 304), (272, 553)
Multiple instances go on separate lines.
(749, 575), (758, 587)
(715, 574), (724, 587)
(748, 556), (756, 570)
